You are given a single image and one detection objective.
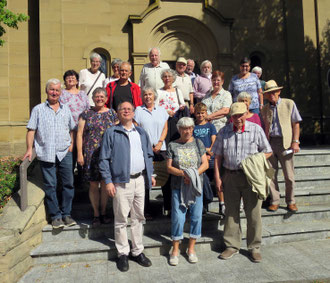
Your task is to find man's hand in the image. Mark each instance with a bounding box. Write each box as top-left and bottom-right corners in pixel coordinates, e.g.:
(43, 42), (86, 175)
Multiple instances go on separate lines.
(23, 148), (33, 162)
(291, 142), (300, 153)
(179, 105), (185, 111)
(151, 177), (156, 187)
(105, 183), (116, 198)
(215, 177), (223, 193)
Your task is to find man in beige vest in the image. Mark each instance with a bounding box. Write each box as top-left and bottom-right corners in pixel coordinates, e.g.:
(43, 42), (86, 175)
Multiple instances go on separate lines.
(261, 80), (302, 212)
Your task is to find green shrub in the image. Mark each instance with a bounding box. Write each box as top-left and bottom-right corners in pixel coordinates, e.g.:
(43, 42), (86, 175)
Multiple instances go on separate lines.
(0, 157), (22, 211)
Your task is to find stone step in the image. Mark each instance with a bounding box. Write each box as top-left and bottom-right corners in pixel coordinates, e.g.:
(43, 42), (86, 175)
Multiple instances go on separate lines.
(279, 165), (330, 177)
(44, 202), (330, 243)
(293, 149), (330, 166)
(31, 218), (330, 265)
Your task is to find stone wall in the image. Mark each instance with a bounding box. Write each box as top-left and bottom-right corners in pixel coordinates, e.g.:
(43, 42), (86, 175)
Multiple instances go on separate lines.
(0, 182), (47, 283)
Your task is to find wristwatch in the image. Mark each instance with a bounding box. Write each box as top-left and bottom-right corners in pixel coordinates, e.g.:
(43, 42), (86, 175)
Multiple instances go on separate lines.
(292, 140), (300, 144)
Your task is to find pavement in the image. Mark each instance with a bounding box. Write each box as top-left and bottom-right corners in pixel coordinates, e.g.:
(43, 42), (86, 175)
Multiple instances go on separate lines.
(19, 238), (330, 283)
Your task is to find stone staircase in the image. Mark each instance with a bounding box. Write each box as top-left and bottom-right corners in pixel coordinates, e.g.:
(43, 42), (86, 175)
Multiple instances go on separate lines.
(30, 148), (330, 265)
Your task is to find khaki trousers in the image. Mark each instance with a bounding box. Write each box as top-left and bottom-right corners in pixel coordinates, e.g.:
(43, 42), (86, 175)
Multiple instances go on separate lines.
(113, 175), (145, 257)
(223, 170), (262, 252)
(269, 137), (296, 205)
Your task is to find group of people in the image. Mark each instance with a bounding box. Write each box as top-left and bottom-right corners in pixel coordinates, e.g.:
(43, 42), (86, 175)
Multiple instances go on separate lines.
(23, 47), (302, 272)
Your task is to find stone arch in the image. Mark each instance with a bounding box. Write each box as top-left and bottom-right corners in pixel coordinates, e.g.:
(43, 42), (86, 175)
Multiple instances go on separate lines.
(129, 1), (233, 81)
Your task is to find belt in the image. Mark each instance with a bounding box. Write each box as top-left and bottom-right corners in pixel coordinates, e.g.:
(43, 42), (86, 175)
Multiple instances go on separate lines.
(130, 170), (145, 179)
(225, 168), (244, 174)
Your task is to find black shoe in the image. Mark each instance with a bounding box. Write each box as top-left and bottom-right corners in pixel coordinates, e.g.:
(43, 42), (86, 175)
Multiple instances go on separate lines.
(131, 253), (152, 267)
(117, 255), (129, 272)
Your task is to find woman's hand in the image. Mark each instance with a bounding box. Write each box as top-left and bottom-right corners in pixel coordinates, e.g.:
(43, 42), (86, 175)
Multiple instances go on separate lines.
(183, 171), (190, 184)
(153, 142), (162, 153)
(215, 176), (223, 193)
(167, 110), (175, 117)
(77, 153), (84, 166)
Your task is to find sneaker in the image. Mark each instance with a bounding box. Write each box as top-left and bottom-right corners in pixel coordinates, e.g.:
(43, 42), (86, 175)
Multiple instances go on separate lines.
(220, 248), (239, 260)
(52, 218), (65, 229)
(250, 251), (262, 263)
(63, 216), (77, 227)
(169, 254), (179, 266)
(186, 250), (198, 263)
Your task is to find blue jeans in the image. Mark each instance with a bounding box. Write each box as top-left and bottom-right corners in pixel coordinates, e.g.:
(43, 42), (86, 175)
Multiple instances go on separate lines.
(39, 152), (75, 220)
(171, 189), (203, 240)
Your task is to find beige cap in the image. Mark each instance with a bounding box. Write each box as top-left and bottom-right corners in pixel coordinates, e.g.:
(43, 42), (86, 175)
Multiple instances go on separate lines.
(230, 102), (248, 116)
(176, 57), (187, 65)
(263, 80), (283, 93)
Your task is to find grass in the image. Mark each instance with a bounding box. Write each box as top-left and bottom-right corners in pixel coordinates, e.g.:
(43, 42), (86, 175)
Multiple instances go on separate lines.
(0, 157), (22, 212)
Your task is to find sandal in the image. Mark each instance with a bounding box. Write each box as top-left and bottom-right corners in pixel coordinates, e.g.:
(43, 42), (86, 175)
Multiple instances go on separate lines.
(100, 215), (111, 224)
(92, 216), (101, 227)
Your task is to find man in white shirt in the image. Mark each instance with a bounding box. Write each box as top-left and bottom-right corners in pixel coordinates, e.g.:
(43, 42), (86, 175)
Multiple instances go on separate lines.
(186, 59), (197, 85)
(174, 57), (194, 114)
(139, 47), (170, 91)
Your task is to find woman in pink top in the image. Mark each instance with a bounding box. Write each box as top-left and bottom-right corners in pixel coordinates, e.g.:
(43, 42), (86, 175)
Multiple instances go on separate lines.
(237, 92), (262, 127)
(193, 60), (213, 102)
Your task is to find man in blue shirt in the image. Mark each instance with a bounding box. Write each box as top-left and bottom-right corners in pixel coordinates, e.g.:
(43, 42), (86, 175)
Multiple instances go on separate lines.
(99, 101), (156, 272)
(23, 78), (76, 229)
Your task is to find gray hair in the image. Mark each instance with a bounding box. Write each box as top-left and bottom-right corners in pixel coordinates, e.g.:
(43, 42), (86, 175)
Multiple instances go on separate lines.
(142, 87), (157, 99)
(187, 59), (195, 65)
(200, 60), (212, 70)
(161, 69), (177, 81)
(251, 66), (262, 75)
(111, 58), (122, 68)
(237, 92), (252, 102)
(45, 78), (61, 92)
(90, 52), (102, 62)
(177, 117), (195, 130)
(120, 61), (132, 72)
(148, 47), (161, 57)
(117, 101), (135, 112)
(92, 87), (107, 97)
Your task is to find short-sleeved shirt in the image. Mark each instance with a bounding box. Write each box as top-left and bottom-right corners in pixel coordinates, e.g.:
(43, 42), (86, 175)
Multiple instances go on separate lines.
(174, 72), (193, 101)
(79, 69), (105, 106)
(193, 74), (212, 100)
(167, 138), (206, 189)
(134, 105), (169, 151)
(228, 73), (261, 109)
(27, 101), (75, 163)
(59, 89), (90, 129)
(270, 98), (302, 137)
(212, 121), (272, 170)
(193, 123), (217, 148)
(155, 88), (185, 112)
(139, 62), (170, 91)
(202, 88), (233, 132)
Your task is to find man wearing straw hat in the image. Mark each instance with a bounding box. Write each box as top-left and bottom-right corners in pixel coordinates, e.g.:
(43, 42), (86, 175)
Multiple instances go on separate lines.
(261, 80), (302, 213)
(213, 102), (272, 263)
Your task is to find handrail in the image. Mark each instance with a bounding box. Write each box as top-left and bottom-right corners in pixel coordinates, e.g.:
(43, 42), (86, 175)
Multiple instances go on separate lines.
(19, 149), (37, 211)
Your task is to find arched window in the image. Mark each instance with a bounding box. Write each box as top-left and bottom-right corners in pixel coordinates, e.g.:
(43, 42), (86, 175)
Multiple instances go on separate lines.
(249, 51), (266, 78)
(93, 48), (111, 78)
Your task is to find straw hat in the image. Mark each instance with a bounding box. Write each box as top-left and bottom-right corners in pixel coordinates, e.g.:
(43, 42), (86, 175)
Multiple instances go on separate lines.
(263, 80), (283, 93)
(230, 102), (247, 116)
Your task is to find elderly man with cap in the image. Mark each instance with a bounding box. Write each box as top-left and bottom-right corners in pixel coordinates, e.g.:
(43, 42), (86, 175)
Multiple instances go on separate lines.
(174, 57), (195, 114)
(213, 102), (272, 263)
(139, 47), (170, 91)
(261, 80), (302, 213)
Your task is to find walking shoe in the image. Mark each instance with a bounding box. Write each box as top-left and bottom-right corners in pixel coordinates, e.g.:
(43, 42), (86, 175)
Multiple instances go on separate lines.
(100, 215), (111, 224)
(131, 253), (152, 267)
(52, 218), (65, 229)
(219, 248), (238, 260)
(169, 254), (179, 266)
(186, 250), (198, 263)
(267, 204), (279, 212)
(287, 204), (298, 212)
(63, 216), (77, 227)
(249, 251), (262, 263)
(117, 255), (129, 272)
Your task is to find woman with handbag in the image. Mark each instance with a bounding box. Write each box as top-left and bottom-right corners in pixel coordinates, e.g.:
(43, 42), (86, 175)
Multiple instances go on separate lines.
(79, 52), (105, 107)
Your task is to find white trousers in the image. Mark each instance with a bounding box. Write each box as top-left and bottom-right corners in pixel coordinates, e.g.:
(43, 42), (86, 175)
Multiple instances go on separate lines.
(113, 175), (145, 256)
